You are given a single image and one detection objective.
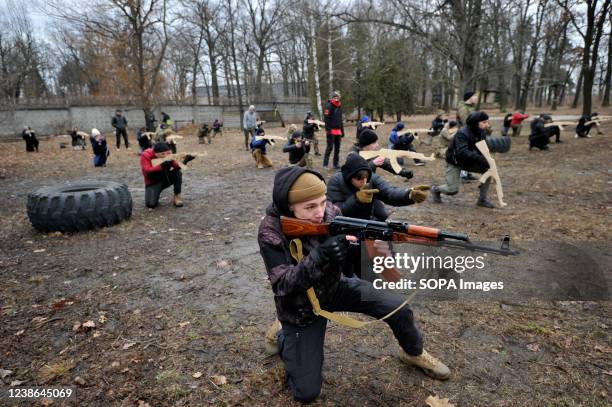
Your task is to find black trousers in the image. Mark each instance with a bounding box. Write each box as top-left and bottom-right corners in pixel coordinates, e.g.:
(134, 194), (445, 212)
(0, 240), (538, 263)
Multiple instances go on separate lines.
(323, 134), (341, 167)
(115, 128), (129, 148)
(277, 277), (423, 402)
(145, 169), (182, 208)
(25, 138), (39, 152)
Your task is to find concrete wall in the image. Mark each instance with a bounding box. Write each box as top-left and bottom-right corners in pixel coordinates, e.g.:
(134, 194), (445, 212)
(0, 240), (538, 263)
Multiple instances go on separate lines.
(0, 102), (311, 137)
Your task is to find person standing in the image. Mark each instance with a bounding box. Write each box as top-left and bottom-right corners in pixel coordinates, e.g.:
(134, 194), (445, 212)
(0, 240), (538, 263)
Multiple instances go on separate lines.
(243, 105), (258, 151)
(302, 111), (321, 156)
(111, 109), (129, 150)
(323, 91), (344, 170)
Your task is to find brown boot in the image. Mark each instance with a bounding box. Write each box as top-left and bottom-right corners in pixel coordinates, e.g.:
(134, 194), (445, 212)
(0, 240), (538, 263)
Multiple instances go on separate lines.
(173, 194), (183, 207)
(264, 319), (282, 356)
(399, 349), (450, 380)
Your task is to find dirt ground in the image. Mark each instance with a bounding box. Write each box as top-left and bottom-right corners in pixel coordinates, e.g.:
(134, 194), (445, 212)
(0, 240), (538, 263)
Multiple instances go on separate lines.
(0, 111), (611, 407)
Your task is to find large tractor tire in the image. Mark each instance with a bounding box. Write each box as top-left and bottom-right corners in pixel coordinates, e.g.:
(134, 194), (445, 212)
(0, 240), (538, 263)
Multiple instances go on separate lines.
(27, 181), (132, 233)
(485, 136), (512, 153)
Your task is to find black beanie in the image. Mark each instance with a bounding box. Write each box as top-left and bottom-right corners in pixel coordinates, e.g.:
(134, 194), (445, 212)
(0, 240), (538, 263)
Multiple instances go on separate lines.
(358, 128), (378, 147)
(466, 111), (489, 131)
(153, 142), (171, 153)
(341, 154), (372, 185)
(463, 91), (475, 101)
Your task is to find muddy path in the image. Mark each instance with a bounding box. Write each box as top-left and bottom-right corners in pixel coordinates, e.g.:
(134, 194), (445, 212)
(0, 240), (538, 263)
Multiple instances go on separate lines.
(0, 117), (610, 406)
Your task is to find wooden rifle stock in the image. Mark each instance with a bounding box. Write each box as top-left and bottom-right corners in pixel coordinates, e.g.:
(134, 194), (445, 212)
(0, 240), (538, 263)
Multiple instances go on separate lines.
(280, 217), (330, 238)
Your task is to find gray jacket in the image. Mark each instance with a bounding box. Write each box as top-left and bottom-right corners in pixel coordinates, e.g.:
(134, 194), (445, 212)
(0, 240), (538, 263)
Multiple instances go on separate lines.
(243, 111), (257, 130)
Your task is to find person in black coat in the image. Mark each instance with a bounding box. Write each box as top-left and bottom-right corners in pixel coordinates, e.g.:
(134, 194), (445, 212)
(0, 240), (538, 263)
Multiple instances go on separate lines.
(350, 128), (413, 181)
(431, 111), (494, 208)
(529, 114), (560, 150)
(323, 91), (344, 169)
(302, 111), (321, 155)
(22, 127), (39, 152)
(283, 130), (311, 167)
(327, 154), (429, 221)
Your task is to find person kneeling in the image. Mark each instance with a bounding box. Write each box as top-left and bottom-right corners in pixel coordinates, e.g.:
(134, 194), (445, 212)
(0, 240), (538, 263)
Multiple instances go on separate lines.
(529, 114), (560, 150)
(251, 131), (273, 169)
(141, 142), (194, 208)
(327, 154), (427, 221)
(283, 130), (311, 168)
(258, 167), (450, 403)
(431, 112), (494, 208)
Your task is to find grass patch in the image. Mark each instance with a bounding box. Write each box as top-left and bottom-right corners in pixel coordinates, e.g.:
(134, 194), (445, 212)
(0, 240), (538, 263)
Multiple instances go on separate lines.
(39, 360), (75, 383)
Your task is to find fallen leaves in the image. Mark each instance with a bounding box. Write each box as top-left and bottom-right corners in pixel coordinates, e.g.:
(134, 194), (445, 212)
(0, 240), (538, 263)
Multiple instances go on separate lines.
(526, 343), (541, 352)
(210, 375), (227, 386)
(122, 342), (136, 350)
(10, 380), (24, 386)
(426, 395), (455, 407)
(0, 369), (13, 378)
(82, 320), (96, 329)
(192, 372), (203, 379)
(178, 321), (190, 328)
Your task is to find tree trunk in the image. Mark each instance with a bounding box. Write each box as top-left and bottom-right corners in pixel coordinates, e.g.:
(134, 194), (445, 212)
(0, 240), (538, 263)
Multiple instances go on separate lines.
(210, 57), (219, 105)
(603, 30), (612, 106)
(310, 11), (323, 117)
(572, 67), (583, 109)
(227, 0), (243, 116)
(327, 14), (333, 96)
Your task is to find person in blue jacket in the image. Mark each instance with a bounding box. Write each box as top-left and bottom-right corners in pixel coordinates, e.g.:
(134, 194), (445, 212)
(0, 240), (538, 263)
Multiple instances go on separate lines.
(388, 122), (425, 166)
(251, 125), (273, 169)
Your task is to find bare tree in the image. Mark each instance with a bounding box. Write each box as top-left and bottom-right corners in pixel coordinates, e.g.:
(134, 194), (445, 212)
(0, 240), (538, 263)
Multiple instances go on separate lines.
(561, 0), (612, 114)
(47, 0), (171, 121)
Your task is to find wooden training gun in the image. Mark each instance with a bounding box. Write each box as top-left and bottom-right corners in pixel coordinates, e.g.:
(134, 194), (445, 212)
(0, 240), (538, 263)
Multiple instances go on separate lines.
(360, 148), (435, 174)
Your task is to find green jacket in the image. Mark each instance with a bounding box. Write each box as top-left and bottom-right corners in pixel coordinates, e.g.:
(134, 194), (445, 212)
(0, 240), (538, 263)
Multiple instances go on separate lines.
(456, 101), (475, 125)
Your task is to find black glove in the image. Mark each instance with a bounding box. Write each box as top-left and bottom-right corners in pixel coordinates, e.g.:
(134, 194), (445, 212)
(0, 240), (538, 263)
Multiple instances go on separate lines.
(183, 154), (196, 165)
(399, 168), (414, 179)
(160, 160), (173, 170)
(310, 235), (349, 266)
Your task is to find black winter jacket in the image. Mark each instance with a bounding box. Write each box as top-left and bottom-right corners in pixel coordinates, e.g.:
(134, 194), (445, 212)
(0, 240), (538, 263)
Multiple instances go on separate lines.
(324, 99), (344, 135)
(257, 167), (356, 327)
(445, 117), (489, 173)
(283, 131), (310, 164)
(327, 154), (414, 221)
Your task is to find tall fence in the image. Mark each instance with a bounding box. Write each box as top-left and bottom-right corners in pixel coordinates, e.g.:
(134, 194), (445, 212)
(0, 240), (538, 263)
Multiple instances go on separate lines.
(0, 102), (312, 138)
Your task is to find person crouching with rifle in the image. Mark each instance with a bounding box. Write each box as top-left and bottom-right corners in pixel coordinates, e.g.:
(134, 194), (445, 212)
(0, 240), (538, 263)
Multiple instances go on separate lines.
(431, 112), (495, 208)
(283, 129), (311, 168)
(141, 142), (195, 208)
(258, 167), (450, 403)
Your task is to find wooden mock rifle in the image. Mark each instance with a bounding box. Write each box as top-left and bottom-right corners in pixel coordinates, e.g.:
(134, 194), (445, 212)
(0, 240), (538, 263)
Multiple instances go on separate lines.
(361, 121), (385, 129)
(360, 148), (435, 174)
(307, 119), (326, 128)
(475, 140), (507, 208)
(396, 128), (433, 137)
(152, 152), (206, 170)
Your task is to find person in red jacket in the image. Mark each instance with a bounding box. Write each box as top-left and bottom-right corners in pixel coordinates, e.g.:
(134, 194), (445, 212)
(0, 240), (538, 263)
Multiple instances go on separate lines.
(510, 112), (529, 137)
(140, 142), (195, 208)
(323, 90), (344, 170)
